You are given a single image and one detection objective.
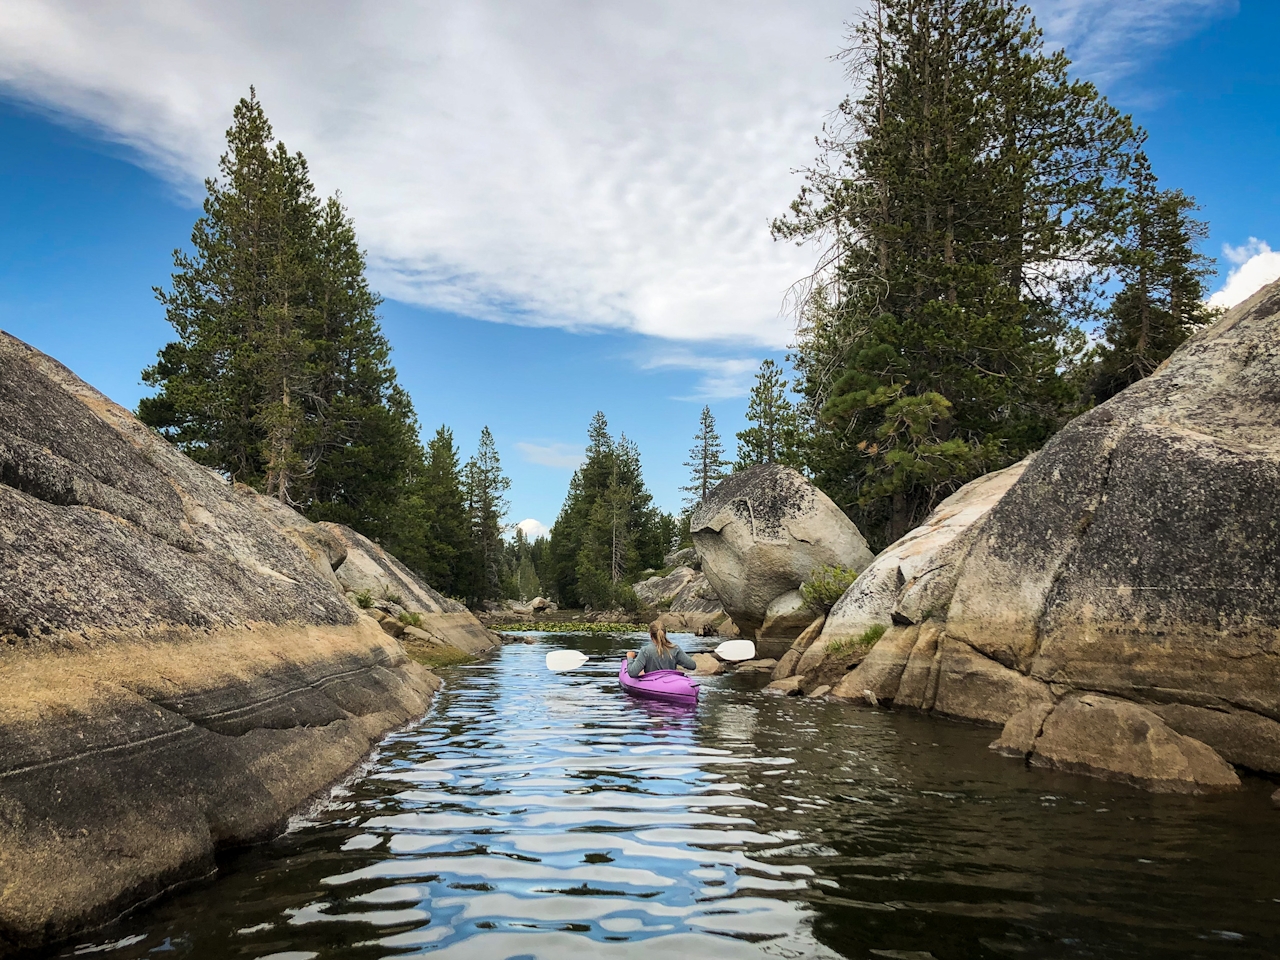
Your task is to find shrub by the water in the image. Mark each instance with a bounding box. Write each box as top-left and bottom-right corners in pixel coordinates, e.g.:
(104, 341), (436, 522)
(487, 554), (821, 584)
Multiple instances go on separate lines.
(800, 565), (860, 611)
(827, 623), (888, 657)
(614, 584), (643, 615)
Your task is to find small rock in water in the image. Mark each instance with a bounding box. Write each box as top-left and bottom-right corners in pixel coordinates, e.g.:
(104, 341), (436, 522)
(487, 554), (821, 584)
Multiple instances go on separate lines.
(691, 653), (723, 676)
(734, 658), (778, 674)
(1271, 787), (1280, 808)
(806, 684), (831, 699)
(766, 676), (805, 696)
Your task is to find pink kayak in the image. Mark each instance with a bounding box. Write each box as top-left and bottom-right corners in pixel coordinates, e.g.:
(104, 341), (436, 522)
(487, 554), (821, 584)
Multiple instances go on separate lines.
(618, 659), (700, 705)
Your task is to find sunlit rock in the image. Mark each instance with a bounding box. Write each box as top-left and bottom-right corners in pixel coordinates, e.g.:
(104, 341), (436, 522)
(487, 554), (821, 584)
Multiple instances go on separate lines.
(691, 464), (873, 640)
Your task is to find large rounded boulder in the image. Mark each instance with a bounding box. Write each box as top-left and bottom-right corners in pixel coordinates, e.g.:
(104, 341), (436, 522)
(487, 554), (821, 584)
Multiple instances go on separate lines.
(690, 464), (874, 644)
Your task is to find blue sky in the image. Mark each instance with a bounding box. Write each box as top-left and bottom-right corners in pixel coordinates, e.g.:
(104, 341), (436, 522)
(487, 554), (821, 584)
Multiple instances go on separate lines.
(1, 1), (1277, 534)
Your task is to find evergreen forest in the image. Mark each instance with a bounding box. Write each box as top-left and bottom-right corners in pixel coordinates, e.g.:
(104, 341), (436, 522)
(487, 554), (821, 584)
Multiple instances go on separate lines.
(546, 413), (679, 611)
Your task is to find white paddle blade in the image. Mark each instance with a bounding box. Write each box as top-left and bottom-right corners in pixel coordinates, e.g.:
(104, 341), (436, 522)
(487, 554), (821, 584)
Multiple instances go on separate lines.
(714, 639), (756, 662)
(546, 650), (589, 672)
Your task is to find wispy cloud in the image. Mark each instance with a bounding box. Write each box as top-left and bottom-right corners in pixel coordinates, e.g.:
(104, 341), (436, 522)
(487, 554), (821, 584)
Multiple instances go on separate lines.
(514, 441), (584, 471)
(1208, 238), (1280, 309)
(0, 0), (852, 347)
(643, 351), (762, 402)
(0, 1), (1230, 347)
(1036, 0), (1236, 86)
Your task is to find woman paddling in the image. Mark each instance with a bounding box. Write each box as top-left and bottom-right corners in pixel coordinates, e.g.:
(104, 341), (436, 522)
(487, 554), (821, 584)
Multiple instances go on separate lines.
(626, 621), (697, 677)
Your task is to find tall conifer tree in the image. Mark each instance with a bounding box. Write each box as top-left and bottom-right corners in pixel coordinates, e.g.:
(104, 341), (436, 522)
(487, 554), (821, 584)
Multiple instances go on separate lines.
(141, 91), (296, 485)
(548, 413), (667, 608)
(1086, 152), (1215, 403)
(683, 406), (728, 509)
(141, 91), (432, 566)
(410, 426), (471, 597)
(463, 427), (511, 603)
(736, 360), (801, 470)
(776, 0), (1139, 547)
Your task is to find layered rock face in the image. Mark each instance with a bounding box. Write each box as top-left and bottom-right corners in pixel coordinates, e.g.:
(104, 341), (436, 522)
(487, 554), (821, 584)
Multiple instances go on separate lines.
(691, 465), (873, 651)
(663, 570), (738, 636)
(0, 331), (494, 952)
(804, 459), (1029, 678)
(634, 565), (700, 607)
(325, 523), (499, 661)
(663, 545), (698, 569)
(823, 280), (1280, 793)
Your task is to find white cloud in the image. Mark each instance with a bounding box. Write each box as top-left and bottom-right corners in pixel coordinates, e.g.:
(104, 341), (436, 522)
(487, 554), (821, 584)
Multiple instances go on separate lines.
(1207, 238), (1280, 309)
(514, 441), (584, 471)
(0, 1), (1225, 346)
(1035, 0), (1235, 86)
(643, 351), (762, 402)
(0, 0), (854, 347)
(514, 518), (550, 541)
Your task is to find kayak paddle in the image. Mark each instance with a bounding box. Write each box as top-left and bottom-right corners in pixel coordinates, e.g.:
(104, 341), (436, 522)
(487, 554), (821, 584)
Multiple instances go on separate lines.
(546, 650), (589, 672)
(545, 639), (755, 672)
(714, 639), (756, 661)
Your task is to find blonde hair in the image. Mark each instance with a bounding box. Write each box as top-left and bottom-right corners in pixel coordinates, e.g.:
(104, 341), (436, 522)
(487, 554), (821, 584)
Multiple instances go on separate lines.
(649, 620), (674, 655)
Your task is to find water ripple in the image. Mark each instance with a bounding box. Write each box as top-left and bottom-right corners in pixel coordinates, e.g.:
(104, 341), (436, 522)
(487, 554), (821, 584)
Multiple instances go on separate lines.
(57, 636), (1280, 960)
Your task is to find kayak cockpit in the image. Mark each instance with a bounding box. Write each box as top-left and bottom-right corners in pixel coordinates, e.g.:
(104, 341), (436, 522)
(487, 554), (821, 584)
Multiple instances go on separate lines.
(617, 660), (700, 705)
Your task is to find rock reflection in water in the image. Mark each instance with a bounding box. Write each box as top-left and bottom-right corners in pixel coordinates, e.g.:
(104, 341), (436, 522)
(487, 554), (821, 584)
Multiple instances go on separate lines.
(57, 635), (1280, 960)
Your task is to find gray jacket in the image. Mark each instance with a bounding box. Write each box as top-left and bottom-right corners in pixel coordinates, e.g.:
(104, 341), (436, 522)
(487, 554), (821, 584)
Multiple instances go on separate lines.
(627, 640), (697, 677)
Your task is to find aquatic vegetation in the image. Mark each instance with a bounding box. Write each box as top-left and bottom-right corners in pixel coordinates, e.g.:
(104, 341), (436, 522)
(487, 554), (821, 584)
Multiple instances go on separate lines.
(500, 621), (647, 634)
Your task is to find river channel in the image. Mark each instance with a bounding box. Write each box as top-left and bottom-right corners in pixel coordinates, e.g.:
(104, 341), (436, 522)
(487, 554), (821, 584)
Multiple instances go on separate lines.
(58, 632), (1280, 959)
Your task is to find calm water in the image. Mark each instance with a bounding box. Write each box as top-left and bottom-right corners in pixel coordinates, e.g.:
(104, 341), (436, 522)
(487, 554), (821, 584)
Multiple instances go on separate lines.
(59, 633), (1280, 960)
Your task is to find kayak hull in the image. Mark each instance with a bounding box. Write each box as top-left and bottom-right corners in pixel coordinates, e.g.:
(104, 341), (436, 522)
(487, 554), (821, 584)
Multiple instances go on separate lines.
(618, 661), (700, 705)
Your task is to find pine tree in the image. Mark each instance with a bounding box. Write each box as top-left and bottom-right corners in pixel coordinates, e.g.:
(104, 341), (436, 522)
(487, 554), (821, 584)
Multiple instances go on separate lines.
(463, 427), (511, 603)
(604, 453), (635, 584)
(510, 528), (543, 601)
(255, 140), (319, 503)
(139, 91), (441, 574)
(776, 0), (1139, 547)
(140, 91), (298, 487)
(1086, 152), (1215, 403)
(547, 413), (665, 608)
(683, 406), (728, 508)
(304, 195), (428, 551)
(407, 426), (471, 597)
(736, 360), (801, 470)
